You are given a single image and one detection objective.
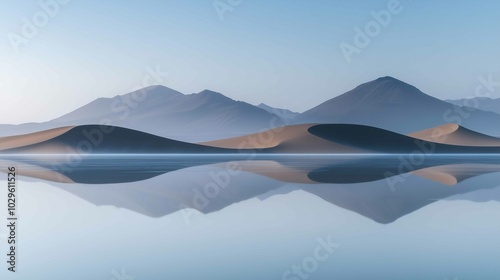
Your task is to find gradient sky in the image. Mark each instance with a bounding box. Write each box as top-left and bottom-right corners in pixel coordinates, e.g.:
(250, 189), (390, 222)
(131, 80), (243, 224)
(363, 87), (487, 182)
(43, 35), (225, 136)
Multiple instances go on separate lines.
(1, 0), (500, 124)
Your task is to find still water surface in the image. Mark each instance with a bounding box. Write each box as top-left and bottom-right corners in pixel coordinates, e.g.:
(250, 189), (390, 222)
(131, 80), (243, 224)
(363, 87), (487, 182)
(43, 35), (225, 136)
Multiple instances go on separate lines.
(0, 155), (499, 279)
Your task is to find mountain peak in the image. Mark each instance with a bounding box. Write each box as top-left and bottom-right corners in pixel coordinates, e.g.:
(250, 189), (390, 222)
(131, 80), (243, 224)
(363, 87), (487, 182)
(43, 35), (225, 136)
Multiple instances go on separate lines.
(258, 103), (300, 120)
(375, 76), (399, 82)
(198, 89), (224, 96)
(371, 76), (413, 88)
(348, 76), (426, 101)
(196, 90), (233, 102)
(134, 85), (184, 96)
(294, 76), (448, 133)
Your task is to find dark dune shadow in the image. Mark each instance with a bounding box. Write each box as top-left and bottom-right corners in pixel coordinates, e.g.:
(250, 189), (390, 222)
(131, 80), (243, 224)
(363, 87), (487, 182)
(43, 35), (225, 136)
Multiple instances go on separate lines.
(5, 125), (237, 154)
(308, 124), (500, 153)
(10, 154), (500, 185)
(306, 156), (500, 184)
(2, 155), (248, 184)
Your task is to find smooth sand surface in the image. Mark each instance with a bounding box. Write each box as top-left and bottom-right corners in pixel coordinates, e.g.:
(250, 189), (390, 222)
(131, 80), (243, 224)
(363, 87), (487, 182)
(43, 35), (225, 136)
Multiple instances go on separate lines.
(0, 126), (74, 151)
(5, 125), (232, 154)
(4, 123), (500, 155)
(409, 124), (500, 146)
(202, 124), (370, 153)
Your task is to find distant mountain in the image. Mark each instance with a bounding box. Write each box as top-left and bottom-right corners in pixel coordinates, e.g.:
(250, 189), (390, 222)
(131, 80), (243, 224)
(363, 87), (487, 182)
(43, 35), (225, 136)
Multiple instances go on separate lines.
(446, 97), (500, 115)
(4, 77), (500, 140)
(257, 103), (299, 120)
(0, 87), (292, 141)
(294, 76), (500, 137)
(4, 86), (283, 142)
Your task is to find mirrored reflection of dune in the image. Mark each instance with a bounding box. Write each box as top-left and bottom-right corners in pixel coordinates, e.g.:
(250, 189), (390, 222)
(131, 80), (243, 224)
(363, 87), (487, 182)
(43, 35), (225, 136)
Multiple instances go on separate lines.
(302, 172), (500, 224)
(7, 155), (500, 224)
(0, 159), (74, 183)
(411, 168), (459, 186)
(47, 165), (500, 224)
(52, 168), (283, 217)
(5, 156), (235, 184)
(220, 160), (318, 184)
(412, 164), (500, 185)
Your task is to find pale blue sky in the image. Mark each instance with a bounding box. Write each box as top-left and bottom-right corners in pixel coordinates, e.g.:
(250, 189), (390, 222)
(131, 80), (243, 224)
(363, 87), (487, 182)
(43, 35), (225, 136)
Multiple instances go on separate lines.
(1, 0), (499, 124)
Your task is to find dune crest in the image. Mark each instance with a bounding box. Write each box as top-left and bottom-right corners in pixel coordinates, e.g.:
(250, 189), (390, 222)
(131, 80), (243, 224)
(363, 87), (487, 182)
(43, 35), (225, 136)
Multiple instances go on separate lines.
(201, 124), (370, 153)
(409, 124), (500, 146)
(0, 126), (74, 151)
(3, 123), (500, 155)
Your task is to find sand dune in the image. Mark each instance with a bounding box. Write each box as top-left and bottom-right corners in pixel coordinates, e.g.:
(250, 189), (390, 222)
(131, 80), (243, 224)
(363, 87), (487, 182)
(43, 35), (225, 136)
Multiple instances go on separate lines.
(0, 126), (74, 151)
(4, 125), (234, 154)
(204, 123), (500, 154)
(2, 123), (500, 155)
(202, 124), (371, 153)
(409, 124), (500, 146)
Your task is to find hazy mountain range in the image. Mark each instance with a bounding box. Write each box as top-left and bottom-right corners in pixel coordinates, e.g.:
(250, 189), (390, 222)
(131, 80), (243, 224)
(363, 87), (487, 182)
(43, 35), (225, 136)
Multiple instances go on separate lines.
(2, 76), (500, 141)
(446, 97), (500, 115)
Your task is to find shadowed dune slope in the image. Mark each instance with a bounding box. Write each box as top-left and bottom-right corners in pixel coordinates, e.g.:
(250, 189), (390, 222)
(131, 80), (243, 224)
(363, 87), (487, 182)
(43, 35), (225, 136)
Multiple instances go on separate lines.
(201, 124), (371, 153)
(3, 123), (500, 155)
(307, 124), (500, 153)
(205, 123), (500, 154)
(3, 125), (234, 154)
